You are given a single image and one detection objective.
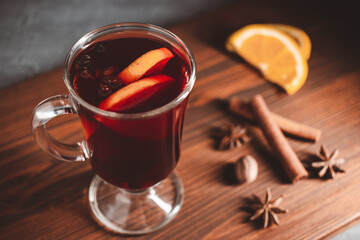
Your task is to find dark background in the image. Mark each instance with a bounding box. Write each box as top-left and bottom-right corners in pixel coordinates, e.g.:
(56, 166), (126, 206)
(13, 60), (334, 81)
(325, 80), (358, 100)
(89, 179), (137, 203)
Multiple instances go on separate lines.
(1, 0), (359, 89)
(0, 0), (236, 88)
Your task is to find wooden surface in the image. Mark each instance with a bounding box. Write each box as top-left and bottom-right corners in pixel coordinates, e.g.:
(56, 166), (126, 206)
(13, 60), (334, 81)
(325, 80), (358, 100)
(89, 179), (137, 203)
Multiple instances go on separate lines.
(1, 1), (360, 239)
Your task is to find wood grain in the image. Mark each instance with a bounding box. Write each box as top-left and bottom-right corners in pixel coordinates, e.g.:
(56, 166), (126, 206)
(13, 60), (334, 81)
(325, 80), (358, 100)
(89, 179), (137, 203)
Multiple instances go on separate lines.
(1, 0), (360, 239)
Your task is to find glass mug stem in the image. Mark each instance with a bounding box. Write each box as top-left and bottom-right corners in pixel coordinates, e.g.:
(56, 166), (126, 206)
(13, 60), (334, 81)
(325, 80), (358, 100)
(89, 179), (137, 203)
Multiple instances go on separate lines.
(31, 94), (85, 162)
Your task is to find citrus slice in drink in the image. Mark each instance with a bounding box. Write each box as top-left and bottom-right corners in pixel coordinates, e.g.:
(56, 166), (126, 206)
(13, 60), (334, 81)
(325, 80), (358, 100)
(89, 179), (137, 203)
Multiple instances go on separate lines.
(226, 24), (308, 94)
(269, 24), (311, 60)
(118, 47), (174, 85)
(99, 74), (175, 112)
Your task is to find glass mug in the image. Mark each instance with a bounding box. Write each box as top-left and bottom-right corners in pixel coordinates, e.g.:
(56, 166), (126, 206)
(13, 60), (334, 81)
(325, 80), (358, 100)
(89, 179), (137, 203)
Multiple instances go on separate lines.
(31, 23), (196, 234)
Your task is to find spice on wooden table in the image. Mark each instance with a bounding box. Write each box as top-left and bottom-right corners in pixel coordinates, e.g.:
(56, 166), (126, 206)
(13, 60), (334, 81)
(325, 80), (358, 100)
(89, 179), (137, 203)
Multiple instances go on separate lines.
(234, 155), (258, 184)
(311, 145), (345, 179)
(249, 188), (288, 228)
(250, 94), (308, 183)
(229, 96), (321, 142)
(215, 122), (250, 150)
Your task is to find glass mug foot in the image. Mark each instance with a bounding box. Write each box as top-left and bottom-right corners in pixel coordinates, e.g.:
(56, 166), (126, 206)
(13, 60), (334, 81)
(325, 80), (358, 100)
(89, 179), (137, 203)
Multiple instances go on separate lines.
(88, 171), (184, 235)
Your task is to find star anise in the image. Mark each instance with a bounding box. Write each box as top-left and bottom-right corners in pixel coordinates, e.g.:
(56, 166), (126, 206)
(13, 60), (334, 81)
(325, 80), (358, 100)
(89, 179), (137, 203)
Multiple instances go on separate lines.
(311, 145), (345, 179)
(249, 188), (288, 228)
(215, 122), (250, 150)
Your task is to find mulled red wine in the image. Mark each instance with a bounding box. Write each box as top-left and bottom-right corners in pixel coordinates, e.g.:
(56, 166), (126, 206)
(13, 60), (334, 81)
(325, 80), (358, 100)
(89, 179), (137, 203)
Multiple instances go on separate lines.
(71, 37), (190, 189)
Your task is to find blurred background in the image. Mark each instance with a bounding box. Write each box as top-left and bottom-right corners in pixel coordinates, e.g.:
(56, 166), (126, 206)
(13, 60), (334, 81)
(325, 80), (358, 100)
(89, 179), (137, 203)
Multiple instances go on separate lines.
(0, 0), (235, 88)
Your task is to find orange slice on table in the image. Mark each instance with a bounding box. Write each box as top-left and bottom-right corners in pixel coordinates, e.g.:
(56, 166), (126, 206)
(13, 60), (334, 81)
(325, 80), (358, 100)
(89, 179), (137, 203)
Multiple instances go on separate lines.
(226, 24), (308, 95)
(269, 24), (312, 60)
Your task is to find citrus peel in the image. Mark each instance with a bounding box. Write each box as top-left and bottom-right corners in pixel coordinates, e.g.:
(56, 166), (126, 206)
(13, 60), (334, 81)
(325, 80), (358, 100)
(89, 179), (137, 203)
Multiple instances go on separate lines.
(269, 24), (311, 60)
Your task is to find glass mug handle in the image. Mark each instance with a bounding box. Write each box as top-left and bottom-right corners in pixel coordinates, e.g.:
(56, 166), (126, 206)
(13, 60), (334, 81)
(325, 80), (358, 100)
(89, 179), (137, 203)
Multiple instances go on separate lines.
(31, 94), (86, 162)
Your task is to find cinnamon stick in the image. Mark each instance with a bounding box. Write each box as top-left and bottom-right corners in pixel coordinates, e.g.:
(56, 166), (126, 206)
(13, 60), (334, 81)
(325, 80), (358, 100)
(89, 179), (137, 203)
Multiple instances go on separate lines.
(229, 96), (321, 142)
(250, 95), (308, 183)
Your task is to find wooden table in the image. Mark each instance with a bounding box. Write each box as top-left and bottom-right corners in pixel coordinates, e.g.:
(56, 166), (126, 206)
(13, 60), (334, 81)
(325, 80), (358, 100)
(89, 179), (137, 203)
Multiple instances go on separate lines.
(1, 0), (360, 239)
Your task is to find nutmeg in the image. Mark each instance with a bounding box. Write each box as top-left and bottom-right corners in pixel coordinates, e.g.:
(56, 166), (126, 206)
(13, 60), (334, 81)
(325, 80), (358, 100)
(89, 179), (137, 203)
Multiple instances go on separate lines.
(234, 155), (258, 184)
